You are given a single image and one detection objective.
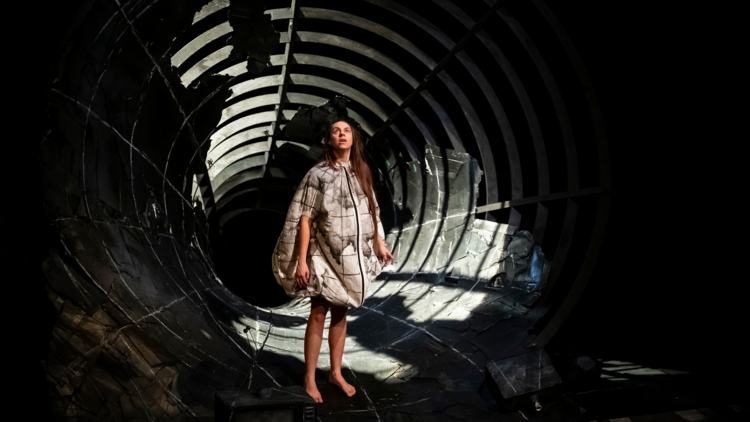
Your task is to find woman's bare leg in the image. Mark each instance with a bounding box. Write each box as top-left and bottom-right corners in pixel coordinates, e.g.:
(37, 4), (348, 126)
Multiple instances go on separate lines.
(327, 304), (356, 396)
(304, 300), (329, 403)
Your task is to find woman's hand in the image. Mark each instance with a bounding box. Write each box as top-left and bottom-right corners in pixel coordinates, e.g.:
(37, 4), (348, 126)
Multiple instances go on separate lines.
(374, 237), (395, 267)
(295, 260), (310, 289)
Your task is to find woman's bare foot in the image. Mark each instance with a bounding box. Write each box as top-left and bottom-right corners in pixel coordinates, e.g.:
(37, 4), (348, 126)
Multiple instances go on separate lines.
(328, 371), (356, 397)
(304, 375), (323, 403)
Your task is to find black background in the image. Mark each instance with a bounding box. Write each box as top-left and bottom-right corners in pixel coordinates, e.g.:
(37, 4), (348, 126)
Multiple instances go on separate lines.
(6, 0), (743, 418)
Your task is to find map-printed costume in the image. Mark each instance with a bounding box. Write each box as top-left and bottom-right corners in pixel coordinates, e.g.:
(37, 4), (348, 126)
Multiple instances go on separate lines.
(272, 162), (385, 307)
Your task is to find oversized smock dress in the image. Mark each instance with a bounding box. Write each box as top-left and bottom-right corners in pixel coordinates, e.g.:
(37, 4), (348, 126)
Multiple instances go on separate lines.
(272, 161), (385, 308)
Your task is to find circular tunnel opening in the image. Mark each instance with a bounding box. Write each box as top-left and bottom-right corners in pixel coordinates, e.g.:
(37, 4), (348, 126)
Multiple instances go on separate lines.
(213, 209), (291, 307)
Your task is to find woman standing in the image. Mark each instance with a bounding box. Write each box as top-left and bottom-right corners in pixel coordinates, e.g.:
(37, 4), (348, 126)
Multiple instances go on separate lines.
(272, 119), (394, 403)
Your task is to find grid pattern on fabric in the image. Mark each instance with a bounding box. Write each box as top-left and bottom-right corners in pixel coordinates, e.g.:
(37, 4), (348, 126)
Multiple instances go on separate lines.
(272, 162), (385, 308)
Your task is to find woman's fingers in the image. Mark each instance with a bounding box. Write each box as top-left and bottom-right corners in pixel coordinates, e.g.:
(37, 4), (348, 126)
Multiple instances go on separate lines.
(374, 241), (395, 266)
(296, 262), (310, 288)
(380, 249), (394, 266)
(296, 272), (309, 288)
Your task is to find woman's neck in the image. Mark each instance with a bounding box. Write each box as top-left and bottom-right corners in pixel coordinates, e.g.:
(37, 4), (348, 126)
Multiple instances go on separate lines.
(333, 149), (351, 163)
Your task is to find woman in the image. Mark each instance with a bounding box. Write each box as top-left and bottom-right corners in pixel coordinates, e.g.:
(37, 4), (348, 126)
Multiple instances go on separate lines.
(272, 119), (394, 403)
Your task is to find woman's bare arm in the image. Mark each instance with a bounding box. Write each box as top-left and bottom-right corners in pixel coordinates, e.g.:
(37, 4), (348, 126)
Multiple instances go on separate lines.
(298, 216), (311, 259)
(296, 216), (311, 287)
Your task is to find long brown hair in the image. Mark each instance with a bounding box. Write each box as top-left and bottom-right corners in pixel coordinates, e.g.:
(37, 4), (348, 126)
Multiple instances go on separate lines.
(321, 120), (379, 239)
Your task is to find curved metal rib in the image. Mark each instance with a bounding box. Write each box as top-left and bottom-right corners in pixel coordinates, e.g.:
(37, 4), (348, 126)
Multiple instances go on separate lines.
(171, 21), (232, 69)
(210, 110), (296, 150)
(524, 0), (611, 348)
(211, 153), (268, 190)
(299, 8), (471, 153)
(227, 75), (283, 101)
(208, 140), (308, 179)
(295, 31), (462, 150)
(180, 45), (233, 87)
(209, 103), (375, 168)
(218, 93), (278, 126)
(213, 75), (394, 153)
(209, 125), (270, 158)
(291, 7), (505, 205)
(291, 74), (388, 119)
(218, 53), (434, 151)
(217, 92), (373, 135)
(171, 9), (444, 161)
(213, 166), (267, 202)
(495, 5), (580, 289)
(430, 0), (548, 223)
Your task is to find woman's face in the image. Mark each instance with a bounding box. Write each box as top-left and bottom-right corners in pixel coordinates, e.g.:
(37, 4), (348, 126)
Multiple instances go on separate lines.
(329, 121), (353, 153)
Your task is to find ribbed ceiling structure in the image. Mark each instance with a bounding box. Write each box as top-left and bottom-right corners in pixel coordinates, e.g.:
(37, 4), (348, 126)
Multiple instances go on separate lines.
(40, 0), (609, 420)
(173, 0), (608, 258)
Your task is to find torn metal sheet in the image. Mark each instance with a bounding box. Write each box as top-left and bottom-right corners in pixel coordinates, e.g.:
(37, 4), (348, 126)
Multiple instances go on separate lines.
(227, 0), (280, 78)
(485, 348), (562, 410)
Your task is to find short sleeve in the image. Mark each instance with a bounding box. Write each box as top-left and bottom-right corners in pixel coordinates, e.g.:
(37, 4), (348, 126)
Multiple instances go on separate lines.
(292, 169), (322, 221)
(273, 167), (326, 296)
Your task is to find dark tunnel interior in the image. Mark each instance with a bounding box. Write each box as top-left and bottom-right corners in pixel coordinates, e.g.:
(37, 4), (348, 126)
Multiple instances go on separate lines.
(214, 209), (290, 307)
(9, 0), (748, 421)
